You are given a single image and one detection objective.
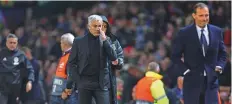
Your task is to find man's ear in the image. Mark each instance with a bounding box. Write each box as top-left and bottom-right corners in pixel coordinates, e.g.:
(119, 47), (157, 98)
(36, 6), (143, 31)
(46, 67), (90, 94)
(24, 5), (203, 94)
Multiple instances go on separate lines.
(192, 13), (196, 20)
(87, 24), (90, 30)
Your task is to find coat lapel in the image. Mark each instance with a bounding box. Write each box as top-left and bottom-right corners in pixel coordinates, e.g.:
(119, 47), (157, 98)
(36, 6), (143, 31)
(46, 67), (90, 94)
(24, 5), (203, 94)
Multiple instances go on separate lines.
(84, 34), (89, 59)
(83, 34), (89, 68)
(205, 25), (215, 58)
(191, 24), (204, 55)
(99, 36), (103, 69)
(206, 25), (213, 53)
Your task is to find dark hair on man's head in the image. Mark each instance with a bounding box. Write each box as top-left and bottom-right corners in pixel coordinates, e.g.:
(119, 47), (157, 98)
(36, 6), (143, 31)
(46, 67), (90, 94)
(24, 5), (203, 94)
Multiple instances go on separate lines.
(6, 34), (18, 39)
(193, 2), (208, 13)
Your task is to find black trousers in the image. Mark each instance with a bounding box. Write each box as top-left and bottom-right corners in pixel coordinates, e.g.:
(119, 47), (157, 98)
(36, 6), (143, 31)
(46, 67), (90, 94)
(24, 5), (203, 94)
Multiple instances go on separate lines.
(0, 84), (21, 104)
(22, 100), (41, 104)
(199, 76), (207, 104)
(0, 92), (19, 104)
(78, 88), (109, 104)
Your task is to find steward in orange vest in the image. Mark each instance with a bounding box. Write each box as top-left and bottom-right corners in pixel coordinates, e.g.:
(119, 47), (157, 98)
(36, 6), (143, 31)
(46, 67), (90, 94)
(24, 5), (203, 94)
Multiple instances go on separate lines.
(51, 50), (70, 95)
(50, 33), (78, 104)
(134, 62), (169, 104)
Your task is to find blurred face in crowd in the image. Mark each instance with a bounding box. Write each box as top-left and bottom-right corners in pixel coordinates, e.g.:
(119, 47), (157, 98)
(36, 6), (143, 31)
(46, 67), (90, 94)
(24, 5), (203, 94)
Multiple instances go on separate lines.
(132, 86), (136, 100)
(177, 76), (183, 89)
(102, 22), (107, 33)
(6, 38), (18, 51)
(88, 20), (102, 36)
(3, 28), (10, 37)
(24, 51), (30, 59)
(192, 7), (209, 28)
(23, 49), (32, 60)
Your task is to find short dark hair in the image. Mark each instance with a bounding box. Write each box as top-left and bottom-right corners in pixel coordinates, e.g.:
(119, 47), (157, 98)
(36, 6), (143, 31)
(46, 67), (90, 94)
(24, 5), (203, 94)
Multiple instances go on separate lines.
(6, 34), (18, 40)
(193, 2), (208, 13)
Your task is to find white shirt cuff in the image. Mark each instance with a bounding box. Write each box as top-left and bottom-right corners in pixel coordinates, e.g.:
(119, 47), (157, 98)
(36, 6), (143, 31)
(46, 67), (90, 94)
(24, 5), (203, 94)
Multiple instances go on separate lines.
(216, 66), (223, 74)
(183, 69), (190, 75)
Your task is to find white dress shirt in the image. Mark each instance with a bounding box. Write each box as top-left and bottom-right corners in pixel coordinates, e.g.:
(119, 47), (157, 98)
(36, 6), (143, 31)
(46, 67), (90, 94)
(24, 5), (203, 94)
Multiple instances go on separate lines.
(196, 25), (209, 46)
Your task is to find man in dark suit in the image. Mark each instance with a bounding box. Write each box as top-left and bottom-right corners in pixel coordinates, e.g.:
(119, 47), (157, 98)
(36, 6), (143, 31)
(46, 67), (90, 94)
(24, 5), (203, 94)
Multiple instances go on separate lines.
(63, 14), (117, 104)
(171, 2), (227, 104)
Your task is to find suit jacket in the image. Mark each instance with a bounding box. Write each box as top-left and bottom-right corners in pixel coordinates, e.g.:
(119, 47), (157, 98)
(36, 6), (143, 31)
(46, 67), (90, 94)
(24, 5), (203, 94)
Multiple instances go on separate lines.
(66, 32), (117, 90)
(172, 24), (226, 104)
(171, 24), (227, 104)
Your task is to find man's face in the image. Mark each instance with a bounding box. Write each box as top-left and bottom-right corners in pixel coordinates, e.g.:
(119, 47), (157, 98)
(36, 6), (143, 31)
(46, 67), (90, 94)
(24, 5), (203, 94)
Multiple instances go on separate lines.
(24, 50), (31, 59)
(102, 22), (107, 33)
(60, 40), (66, 52)
(6, 38), (18, 51)
(88, 20), (102, 36)
(192, 7), (209, 28)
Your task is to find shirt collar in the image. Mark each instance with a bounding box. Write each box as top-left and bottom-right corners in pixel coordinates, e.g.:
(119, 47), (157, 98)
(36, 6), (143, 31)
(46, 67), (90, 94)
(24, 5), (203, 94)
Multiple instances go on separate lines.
(63, 48), (71, 55)
(88, 32), (99, 39)
(145, 71), (163, 80)
(196, 25), (208, 33)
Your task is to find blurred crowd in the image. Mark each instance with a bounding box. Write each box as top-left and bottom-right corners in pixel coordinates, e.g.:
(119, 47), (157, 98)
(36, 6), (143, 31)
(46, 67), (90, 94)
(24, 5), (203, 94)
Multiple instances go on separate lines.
(0, 1), (231, 104)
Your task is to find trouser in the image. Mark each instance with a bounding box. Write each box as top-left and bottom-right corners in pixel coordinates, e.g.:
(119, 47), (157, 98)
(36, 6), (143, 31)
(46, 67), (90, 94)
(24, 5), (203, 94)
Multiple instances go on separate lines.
(78, 88), (109, 104)
(0, 92), (19, 104)
(50, 90), (78, 104)
(22, 100), (41, 104)
(135, 100), (153, 104)
(199, 76), (207, 104)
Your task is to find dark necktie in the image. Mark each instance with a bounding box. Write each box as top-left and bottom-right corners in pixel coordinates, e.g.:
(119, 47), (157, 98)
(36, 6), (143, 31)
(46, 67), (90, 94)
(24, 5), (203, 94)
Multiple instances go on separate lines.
(201, 29), (208, 56)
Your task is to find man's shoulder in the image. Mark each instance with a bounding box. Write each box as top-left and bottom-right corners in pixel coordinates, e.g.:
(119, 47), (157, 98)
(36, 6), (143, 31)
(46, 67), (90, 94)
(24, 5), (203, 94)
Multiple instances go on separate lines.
(179, 24), (194, 32)
(17, 50), (25, 55)
(17, 50), (27, 57)
(0, 48), (5, 53)
(208, 24), (222, 31)
(175, 24), (193, 38)
(74, 35), (87, 41)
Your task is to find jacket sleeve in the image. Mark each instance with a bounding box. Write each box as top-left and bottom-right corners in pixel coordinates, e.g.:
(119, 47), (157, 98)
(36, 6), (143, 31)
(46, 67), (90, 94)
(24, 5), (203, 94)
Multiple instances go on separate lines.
(112, 39), (124, 70)
(171, 30), (188, 75)
(103, 37), (117, 61)
(24, 55), (35, 82)
(216, 29), (227, 71)
(66, 38), (79, 89)
(150, 80), (169, 104)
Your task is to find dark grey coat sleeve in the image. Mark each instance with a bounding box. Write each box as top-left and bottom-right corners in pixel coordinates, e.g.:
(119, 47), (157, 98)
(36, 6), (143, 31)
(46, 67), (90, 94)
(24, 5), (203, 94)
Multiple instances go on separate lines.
(66, 38), (79, 89)
(103, 37), (117, 61)
(112, 39), (124, 70)
(24, 55), (35, 82)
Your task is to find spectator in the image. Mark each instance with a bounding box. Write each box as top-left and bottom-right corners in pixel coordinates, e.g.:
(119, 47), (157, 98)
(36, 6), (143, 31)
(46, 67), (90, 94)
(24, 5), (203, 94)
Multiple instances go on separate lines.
(21, 47), (42, 104)
(172, 76), (184, 104)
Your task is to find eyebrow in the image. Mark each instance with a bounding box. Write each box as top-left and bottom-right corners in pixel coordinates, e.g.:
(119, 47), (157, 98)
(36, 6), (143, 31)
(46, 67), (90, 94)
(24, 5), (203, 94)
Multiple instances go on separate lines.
(92, 24), (101, 27)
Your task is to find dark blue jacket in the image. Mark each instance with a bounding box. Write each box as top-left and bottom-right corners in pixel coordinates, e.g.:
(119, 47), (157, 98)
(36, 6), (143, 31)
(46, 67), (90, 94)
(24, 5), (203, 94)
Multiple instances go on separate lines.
(0, 48), (34, 95)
